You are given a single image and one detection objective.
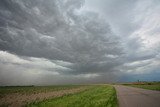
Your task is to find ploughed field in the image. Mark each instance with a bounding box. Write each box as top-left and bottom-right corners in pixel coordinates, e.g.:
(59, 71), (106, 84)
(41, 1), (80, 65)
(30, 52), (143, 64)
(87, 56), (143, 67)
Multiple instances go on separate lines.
(0, 85), (118, 107)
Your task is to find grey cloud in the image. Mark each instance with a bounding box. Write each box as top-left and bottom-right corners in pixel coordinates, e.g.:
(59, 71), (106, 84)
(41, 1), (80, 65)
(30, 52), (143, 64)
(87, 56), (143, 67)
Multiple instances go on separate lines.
(0, 51), (117, 86)
(1, 0), (160, 85)
(0, 0), (123, 76)
(84, 0), (139, 36)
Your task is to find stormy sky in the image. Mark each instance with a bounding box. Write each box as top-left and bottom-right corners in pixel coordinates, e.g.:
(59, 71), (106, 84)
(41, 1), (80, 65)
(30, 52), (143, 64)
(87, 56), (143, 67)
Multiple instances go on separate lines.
(0, 0), (160, 85)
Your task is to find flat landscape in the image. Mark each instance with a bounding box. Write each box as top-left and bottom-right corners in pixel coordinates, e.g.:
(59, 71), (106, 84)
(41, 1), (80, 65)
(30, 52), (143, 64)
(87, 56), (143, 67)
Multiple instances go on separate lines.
(1, 82), (160, 107)
(122, 82), (160, 91)
(0, 85), (118, 107)
(1, 0), (160, 107)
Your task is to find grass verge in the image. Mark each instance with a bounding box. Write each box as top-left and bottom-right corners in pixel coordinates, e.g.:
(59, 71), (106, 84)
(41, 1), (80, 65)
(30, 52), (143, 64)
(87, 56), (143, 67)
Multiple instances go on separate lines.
(125, 84), (160, 91)
(26, 85), (118, 107)
(123, 82), (160, 91)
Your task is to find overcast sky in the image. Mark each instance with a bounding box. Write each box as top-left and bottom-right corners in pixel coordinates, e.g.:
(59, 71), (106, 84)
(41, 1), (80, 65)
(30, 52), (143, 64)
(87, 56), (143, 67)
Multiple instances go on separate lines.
(0, 0), (160, 85)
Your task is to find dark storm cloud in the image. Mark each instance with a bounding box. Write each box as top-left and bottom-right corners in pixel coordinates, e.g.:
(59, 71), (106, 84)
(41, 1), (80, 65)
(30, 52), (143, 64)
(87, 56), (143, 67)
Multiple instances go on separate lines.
(1, 0), (160, 85)
(0, 0), (123, 75)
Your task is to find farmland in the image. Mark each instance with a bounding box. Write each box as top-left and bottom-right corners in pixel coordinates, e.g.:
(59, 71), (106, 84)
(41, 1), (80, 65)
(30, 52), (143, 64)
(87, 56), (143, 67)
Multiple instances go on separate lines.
(0, 85), (83, 95)
(0, 85), (89, 107)
(0, 85), (117, 107)
(26, 85), (117, 107)
(123, 82), (160, 91)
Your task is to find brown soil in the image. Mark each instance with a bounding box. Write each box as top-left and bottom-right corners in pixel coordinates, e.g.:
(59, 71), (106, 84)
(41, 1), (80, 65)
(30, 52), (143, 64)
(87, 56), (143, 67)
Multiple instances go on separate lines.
(0, 86), (89, 107)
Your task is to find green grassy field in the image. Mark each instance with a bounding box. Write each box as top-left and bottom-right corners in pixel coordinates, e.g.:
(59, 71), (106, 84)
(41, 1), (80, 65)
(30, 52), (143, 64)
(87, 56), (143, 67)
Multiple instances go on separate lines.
(126, 84), (160, 91)
(123, 82), (160, 91)
(26, 85), (118, 107)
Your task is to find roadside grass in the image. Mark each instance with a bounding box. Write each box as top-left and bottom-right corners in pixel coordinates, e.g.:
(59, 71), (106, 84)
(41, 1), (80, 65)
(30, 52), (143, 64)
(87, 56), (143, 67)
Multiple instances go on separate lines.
(123, 82), (160, 91)
(26, 85), (118, 107)
(126, 84), (160, 91)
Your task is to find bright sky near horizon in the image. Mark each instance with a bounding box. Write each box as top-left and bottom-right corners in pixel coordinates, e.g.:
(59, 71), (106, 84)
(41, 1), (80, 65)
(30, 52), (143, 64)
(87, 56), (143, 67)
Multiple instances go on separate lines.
(0, 0), (160, 85)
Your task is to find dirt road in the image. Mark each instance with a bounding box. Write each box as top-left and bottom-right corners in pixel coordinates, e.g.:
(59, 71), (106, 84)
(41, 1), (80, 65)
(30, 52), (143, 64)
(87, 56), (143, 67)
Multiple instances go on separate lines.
(115, 85), (160, 107)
